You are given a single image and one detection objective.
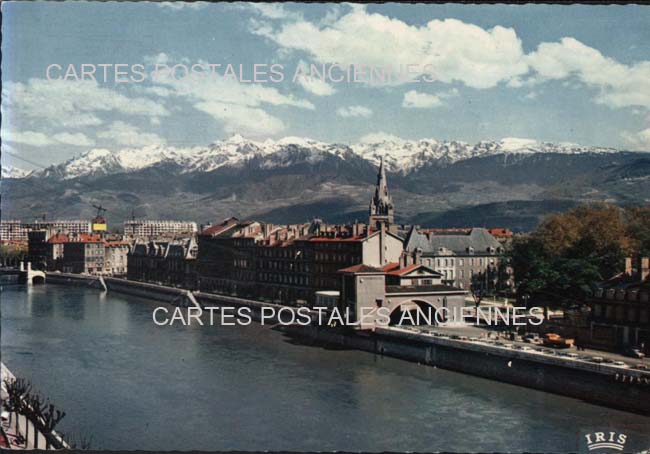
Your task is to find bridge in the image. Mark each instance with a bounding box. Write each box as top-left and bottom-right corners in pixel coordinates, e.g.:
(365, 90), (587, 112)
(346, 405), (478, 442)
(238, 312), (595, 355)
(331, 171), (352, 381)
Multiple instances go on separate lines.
(0, 262), (46, 285)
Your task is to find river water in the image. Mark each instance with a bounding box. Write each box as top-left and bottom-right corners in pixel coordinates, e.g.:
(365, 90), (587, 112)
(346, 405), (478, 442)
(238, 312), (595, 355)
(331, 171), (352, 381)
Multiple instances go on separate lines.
(2, 282), (649, 451)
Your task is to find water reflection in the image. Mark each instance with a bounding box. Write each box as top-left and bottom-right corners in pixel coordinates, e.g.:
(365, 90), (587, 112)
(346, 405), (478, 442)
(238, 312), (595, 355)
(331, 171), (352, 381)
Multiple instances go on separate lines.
(2, 284), (649, 452)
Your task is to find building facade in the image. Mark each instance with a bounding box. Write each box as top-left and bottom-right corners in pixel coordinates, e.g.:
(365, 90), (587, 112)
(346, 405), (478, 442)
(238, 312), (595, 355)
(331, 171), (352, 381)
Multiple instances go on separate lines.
(3, 219), (92, 244)
(584, 257), (650, 354)
(128, 238), (198, 287)
(195, 162), (405, 305)
(339, 262), (467, 330)
(0, 220), (29, 243)
(404, 227), (512, 291)
(60, 235), (105, 274)
(124, 220), (198, 239)
(104, 242), (130, 276)
(30, 220), (92, 235)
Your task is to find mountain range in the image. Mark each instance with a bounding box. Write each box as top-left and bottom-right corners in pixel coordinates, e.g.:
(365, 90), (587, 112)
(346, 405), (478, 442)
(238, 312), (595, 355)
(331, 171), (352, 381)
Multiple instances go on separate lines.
(2, 136), (648, 231)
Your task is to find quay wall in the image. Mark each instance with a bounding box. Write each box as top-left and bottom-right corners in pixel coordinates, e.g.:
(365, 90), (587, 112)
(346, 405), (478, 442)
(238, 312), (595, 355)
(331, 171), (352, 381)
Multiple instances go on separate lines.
(45, 273), (197, 306)
(44, 275), (650, 415)
(44, 272), (103, 288)
(286, 325), (650, 415)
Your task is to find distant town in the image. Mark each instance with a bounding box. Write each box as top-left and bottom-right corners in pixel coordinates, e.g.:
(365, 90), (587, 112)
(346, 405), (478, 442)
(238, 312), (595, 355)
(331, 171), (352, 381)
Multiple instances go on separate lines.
(1, 159), (648, 359)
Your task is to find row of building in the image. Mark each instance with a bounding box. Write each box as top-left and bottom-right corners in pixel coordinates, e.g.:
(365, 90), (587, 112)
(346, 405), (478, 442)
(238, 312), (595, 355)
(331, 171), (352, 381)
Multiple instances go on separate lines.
(22, 159), (514, 328)
(123, 160), (511, 302)
(27, 231), (130, 275)
(1, 219), (198, 243)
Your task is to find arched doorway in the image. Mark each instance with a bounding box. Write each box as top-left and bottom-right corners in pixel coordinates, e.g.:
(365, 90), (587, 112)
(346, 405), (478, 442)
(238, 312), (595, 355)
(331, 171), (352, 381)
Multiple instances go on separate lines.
(388, 300), (439, 326)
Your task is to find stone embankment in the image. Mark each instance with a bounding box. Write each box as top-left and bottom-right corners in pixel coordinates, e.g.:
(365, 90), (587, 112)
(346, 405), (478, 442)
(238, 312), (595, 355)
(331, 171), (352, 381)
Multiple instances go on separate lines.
(45, 273), (650, 415)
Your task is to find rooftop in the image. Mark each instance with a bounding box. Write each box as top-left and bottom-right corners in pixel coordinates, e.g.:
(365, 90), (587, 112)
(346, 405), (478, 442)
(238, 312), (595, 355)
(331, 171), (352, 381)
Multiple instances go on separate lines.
(405, 227), (502, 255)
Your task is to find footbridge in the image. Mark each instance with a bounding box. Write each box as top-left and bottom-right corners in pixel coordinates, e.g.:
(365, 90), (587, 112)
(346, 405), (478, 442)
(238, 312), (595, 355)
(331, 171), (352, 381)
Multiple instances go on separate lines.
(0, 262), (46, 284)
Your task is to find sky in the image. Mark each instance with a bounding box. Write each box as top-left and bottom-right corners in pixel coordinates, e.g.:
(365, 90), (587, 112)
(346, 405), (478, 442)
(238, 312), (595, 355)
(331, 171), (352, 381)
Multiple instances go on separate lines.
(2, 2), (650, 170)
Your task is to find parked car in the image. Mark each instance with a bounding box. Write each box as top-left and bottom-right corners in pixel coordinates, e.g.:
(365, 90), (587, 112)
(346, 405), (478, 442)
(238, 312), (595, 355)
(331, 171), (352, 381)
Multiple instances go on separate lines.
(623, 348), (645, 359)
(522, 334), (539, 343)
(543, 333), (574, 349)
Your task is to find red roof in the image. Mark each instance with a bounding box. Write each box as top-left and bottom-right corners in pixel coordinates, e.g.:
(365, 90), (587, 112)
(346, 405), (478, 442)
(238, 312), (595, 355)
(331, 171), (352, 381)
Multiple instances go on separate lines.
(386, 264), (421, 276)
(309, 235), (366, 242)
(488, 228), (513, 238)
(71, 234), (103, 243)
(338, 263), (383, 273)
(201, 218), (239, 236)
(47, 234), (69, 244)
(380, 262), (400, 272)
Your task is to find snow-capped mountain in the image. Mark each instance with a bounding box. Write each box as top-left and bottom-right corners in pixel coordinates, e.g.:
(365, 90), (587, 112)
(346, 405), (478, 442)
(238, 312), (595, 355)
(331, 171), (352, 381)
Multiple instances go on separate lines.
(1, 165), (31, 179)
(4, 134), (647, 232)
(31, 135), (622, 180)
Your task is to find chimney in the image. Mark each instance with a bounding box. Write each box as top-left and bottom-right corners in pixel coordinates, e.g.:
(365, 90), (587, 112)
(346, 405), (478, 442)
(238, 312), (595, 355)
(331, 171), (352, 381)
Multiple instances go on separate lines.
(625, 257), (633, 276)
(379, 221), (386, 265)
(353, 221), (361, 237)
(640, 257), (650, 282)
(414, 247), (422, 265)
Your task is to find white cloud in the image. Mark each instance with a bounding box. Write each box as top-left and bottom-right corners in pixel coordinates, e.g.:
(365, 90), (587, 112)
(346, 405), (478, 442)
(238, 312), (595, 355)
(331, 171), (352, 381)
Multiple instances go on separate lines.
(255, 7), (528, 89)
(3, 78), (169, 129)
(157, 2), (207, 11)
(622, 127), (650, 151)
(254, 7), (650, 115)
(97, 121), (166, 147)
(402, 90), (443, 109)
(195, 102), (286, 136)
(143, 52), (171, 67)
(244, 3), (302, 21)
(297, 76), (336, 96)
(52, 132), (95, 147)
(294, 61), (336, 96)
(6, 131), (53, 147)
(525, 37), (650, 109)
(150, 70), (314, 136)
(336, 105), (373, 118)
(358, 132), (405, 143)
(6, 130), (95, 147)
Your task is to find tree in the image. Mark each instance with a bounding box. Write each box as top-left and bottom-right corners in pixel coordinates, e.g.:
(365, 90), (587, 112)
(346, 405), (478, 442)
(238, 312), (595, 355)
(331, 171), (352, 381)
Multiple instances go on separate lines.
(3, 378), (32, 447)
(470, 265), (499, 307)
(509, 203), (650, 308)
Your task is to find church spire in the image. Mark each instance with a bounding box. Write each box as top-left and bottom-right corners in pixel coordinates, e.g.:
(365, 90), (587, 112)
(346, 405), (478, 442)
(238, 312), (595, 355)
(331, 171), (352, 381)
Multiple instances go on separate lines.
(375, 156), (389, 203)
(369, 156), (395, 230)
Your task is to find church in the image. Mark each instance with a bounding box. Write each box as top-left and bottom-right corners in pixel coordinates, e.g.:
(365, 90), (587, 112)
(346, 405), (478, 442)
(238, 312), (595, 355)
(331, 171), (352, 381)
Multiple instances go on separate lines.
(334, 159), (468, 329)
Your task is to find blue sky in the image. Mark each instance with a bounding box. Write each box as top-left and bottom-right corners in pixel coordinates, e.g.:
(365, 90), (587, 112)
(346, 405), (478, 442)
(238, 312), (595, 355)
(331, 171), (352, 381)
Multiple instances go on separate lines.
(2, 2), (650, 169)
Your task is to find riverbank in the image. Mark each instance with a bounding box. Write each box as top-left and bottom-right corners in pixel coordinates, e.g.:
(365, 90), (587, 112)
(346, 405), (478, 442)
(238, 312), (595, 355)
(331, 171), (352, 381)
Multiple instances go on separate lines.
(44, 272), (650, 415)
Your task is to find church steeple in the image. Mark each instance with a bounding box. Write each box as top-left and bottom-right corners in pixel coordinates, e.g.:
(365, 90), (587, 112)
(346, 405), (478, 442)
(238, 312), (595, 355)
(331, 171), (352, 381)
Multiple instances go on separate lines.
(369, 156), (395, 230)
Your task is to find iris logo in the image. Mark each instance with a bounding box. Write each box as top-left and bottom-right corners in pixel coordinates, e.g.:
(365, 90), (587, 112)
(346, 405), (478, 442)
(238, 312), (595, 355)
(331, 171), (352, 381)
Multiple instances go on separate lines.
(584, 432), (628, 451)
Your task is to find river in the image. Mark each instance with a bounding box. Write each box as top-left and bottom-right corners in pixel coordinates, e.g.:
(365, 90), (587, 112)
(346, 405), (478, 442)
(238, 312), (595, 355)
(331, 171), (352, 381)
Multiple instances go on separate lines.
(2, 282), (649, 451)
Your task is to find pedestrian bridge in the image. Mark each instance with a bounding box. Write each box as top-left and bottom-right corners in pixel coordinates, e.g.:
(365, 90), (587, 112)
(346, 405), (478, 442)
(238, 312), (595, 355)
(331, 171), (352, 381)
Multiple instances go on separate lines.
(0, 262), (46, 285)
